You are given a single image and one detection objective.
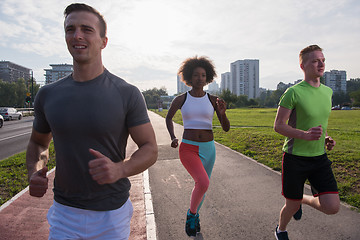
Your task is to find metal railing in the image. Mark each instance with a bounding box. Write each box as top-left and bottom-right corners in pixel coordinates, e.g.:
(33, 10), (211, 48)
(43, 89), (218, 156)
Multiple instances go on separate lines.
(17, 108), (34, 117)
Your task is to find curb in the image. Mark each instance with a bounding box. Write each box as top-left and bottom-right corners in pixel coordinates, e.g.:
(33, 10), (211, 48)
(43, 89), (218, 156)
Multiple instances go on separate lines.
(0, 167), (56, 213)
(144, 169), (157, 240)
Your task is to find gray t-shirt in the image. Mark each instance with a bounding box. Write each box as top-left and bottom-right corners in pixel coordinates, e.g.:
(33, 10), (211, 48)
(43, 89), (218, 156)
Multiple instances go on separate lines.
(33, 69), (149, 211)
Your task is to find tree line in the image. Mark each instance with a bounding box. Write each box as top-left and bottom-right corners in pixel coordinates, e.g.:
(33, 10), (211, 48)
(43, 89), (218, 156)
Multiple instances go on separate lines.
(2, 77), (359, 109)
(142, 78), (360, 109)
(0, 78), (40, 107)
(332, 78), (360, 107)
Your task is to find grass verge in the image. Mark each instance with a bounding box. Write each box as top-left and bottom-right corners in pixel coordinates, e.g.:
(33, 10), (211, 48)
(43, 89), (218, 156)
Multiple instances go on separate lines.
(0, 142), (56, 206)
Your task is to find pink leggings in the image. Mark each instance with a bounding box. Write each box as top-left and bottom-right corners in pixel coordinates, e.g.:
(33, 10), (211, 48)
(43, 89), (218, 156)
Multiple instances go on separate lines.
(179, 139), (216, 213)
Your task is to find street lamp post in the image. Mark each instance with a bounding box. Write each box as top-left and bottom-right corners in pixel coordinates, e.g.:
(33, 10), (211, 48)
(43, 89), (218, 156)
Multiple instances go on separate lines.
(31, 70), (34, 107)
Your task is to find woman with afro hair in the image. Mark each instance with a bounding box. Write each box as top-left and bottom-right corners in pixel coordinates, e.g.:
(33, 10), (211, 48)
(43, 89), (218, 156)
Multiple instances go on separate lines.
(166, 56), (230, 237)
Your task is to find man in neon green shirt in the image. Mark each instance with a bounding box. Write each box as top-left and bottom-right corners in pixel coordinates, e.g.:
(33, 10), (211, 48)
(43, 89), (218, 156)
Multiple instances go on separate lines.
(274, 45), (340, 240)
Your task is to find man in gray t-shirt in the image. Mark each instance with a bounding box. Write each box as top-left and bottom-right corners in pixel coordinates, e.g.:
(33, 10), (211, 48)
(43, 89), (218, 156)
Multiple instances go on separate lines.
(26, 3), (157, 239)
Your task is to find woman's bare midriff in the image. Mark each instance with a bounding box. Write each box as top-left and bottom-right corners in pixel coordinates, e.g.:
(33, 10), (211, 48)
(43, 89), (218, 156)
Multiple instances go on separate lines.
(182, 129), (214, 142)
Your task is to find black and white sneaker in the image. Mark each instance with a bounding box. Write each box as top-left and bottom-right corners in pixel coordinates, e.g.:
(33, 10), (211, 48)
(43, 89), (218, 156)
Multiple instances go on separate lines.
(275, 225), (289, 240)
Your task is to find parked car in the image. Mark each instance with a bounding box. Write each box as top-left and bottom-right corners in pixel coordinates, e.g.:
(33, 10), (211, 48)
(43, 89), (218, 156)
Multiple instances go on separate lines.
(0, 114), (3, 128)
(341, 106), (352, 110)
(0, 107), (23, 120)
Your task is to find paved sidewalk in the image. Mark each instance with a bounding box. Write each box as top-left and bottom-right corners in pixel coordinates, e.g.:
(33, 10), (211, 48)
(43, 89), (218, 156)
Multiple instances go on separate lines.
(0, 171), (146, 240)
(0, 135), (147, 240)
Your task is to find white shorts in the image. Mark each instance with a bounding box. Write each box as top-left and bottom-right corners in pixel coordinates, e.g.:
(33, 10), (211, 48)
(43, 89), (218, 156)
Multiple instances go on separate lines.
(47, 199), (133, 240)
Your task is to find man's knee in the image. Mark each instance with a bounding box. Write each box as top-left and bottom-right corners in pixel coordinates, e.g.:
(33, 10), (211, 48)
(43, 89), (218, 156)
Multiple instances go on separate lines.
(320, 194), (340, 215)
(324, 202), (340, 215)
(284, 199), (302, 214)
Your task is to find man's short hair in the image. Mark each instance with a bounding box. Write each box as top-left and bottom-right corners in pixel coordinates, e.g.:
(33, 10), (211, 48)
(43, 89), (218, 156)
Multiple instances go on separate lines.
(64, 3), (107, 38)
(299, 45), (323, 64)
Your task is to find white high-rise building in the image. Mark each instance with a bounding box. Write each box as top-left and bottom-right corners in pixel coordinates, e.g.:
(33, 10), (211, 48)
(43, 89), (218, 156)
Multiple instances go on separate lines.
(220, 72), (231, 92)
(177, 75), (191, 94)
(44, 64), (73, 84)
(230, 59), (259, 99)
(324, 70), (346, 93)
(208, 81), (220, 94)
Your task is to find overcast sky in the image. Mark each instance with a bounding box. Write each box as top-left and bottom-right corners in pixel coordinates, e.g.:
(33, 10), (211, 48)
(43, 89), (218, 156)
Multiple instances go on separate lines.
(1, 0), (359, 95)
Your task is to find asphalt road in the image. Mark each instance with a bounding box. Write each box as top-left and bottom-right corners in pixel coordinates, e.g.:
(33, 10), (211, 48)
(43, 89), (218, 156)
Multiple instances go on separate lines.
(0, 116), (34, 160)
(147, 111), (360, 240)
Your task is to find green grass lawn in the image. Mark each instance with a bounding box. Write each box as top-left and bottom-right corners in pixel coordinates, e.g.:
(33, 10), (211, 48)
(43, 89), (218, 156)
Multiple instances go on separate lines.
(154, 108), (360, 210)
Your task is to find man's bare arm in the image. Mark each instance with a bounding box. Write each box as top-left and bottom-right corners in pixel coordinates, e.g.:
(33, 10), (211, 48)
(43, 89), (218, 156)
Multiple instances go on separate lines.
(88, 122), (158, 185)
(26, 128), (52, 197)
(274, 106), (322, 141)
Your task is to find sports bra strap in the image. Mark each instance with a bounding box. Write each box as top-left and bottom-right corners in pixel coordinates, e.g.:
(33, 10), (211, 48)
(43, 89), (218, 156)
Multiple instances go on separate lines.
(180, 92), (187, 109)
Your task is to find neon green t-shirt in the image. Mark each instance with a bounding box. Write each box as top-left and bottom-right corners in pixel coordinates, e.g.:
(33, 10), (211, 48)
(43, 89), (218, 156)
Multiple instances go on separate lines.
(278, 80), (333, 157)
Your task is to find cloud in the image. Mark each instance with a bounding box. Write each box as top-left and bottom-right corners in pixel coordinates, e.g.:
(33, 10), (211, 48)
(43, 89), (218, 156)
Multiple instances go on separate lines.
(0, 21), (27, 39)
(1, 0), (359, 93)
(108, 64), (176, 93)
(0, 0), (66, 57)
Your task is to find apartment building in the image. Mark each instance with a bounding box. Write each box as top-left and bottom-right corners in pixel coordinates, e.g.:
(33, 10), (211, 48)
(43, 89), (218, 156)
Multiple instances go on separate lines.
(44, 64), (73, 84)
(229, 59), (259, 99)
(324, 70), (347, 93)
(0, 61), (31, 83)
(277, 79), (302, 90)
(208, 81), (220, 94)
(220, 72), (231, 92)
(177, 75), (191, 94)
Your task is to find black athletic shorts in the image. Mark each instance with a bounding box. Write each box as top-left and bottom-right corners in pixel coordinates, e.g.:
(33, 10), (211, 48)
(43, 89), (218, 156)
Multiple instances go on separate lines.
(282, 152), (338, 200)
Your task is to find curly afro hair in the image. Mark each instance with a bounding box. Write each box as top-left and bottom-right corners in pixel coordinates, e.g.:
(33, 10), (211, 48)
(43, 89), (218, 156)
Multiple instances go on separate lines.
(178, 56), (217, 87)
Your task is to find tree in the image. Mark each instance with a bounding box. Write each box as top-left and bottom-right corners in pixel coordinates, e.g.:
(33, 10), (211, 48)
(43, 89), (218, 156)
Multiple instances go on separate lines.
(235, 95), (249, 107)
(0, 80), (15, 106)
(259, 88), (286, 108)
(349, 89), (360, 107)
(347, 78), (360, 93)
(332, 91), (350, 106)
(0, 78), (40, 107)
(219, 90), (238, 109)
(14, 78), (27, 107)
(330, 79), (360, 107)
(248, 98), (259, 107)
(142, 87), (168, 109)
(258, 90), (274, 107)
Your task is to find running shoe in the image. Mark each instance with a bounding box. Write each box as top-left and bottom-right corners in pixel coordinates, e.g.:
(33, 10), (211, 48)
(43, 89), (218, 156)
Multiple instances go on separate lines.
(293, 205), (302, 220)
(185, 209), (199, 236)
(275, 225), (289, 240)
(195, 212), (200, 232)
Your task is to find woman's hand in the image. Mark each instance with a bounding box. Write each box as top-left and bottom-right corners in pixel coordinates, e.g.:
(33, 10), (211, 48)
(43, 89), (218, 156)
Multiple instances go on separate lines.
(171, 138), (179, 148)
(216, 98), (227, 115)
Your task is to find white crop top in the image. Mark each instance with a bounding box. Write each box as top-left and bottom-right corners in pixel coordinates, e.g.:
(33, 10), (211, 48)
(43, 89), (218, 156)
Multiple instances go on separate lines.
(181, 92), (214, 130)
